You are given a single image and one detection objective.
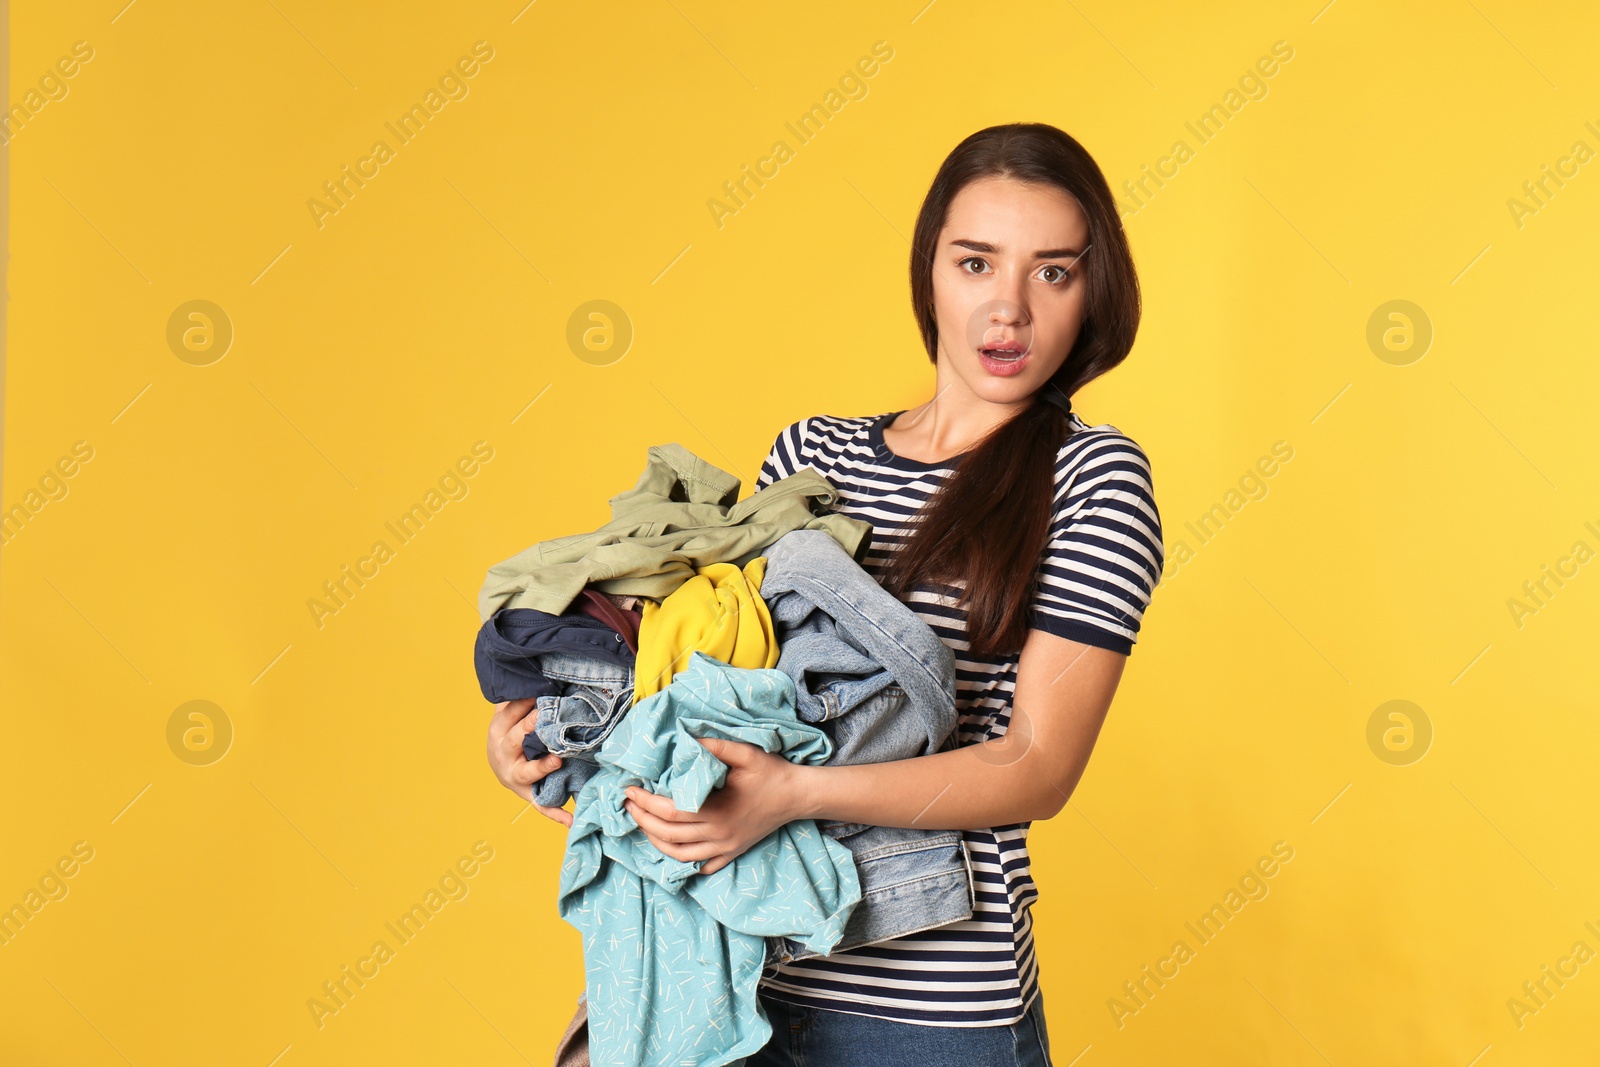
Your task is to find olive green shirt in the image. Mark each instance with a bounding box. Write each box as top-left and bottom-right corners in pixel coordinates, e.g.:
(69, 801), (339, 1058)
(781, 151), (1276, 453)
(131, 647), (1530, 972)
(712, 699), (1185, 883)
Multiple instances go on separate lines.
(477, 442), (872, 621)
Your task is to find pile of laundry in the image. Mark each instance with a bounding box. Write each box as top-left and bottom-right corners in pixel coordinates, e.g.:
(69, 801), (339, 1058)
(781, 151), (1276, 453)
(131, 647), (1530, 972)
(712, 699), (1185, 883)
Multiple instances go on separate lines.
(474, 442), (976, 1067)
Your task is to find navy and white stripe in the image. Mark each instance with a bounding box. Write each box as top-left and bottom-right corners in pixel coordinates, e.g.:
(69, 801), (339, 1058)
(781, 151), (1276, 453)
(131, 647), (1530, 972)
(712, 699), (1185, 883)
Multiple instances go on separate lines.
(750, 409), (1163, 1027)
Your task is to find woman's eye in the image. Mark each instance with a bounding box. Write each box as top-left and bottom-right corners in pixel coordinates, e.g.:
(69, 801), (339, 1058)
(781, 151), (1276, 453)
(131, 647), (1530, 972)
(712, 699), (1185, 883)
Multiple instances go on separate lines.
(957, 257), (1071, 283)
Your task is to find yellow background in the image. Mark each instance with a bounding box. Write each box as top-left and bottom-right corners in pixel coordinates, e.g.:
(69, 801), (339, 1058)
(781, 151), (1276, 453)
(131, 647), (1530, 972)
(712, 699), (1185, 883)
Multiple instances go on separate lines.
(4, 1), (1599, 1063)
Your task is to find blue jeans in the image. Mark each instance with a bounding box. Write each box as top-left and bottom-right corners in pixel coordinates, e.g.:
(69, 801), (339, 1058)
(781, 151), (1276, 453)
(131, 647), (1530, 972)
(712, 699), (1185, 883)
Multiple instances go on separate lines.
(735, 990), (1053, 1066)
(524, 650), (636, 808)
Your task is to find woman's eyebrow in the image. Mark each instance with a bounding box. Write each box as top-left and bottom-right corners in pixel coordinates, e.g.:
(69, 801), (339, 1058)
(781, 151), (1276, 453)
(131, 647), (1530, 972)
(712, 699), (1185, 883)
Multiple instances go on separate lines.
(949, 238), (1085, 259)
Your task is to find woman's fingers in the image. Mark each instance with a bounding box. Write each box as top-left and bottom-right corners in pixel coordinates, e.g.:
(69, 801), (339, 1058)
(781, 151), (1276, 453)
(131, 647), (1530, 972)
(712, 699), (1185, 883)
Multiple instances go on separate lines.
(624, 787), (692, 822)
(624, 788), (740, 867)
(489, 698), (536, 740)
(624, 800), (733, 868)
(535, 801), (573, 828)
(487, 699), (541, 795)
(501, 705), (539, 755)
(606, 788), (746, 870)
(624, 798), (703, 844)
(487, 701), (576, 831)
(490, 703), (539, 762)
(514, 752), (563, 788)
(636, 823), (725, 864)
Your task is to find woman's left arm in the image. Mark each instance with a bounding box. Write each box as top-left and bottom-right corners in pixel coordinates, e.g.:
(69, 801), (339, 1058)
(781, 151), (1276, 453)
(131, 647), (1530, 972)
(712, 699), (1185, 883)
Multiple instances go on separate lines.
(624, 630), (1129, 875)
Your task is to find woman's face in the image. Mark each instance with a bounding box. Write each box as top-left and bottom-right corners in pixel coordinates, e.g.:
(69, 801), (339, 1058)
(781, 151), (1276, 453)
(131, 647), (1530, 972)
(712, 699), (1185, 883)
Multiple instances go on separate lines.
(929, 176), (1090, 405)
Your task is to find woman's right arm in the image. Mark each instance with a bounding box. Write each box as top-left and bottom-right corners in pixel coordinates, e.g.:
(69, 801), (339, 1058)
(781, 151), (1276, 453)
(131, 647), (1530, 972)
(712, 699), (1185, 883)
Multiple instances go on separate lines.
(486, 697), (574, 827)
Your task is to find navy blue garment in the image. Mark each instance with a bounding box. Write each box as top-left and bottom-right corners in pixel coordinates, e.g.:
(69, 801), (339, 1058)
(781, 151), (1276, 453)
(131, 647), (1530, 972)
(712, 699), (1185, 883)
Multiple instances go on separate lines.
(474, 606), (637, 804)
(475, 607), (635, 705)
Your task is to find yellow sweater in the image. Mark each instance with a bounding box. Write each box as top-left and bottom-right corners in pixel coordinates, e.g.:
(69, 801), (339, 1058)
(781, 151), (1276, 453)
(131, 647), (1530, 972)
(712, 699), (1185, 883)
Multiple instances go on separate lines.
(632, 557), (778, 701)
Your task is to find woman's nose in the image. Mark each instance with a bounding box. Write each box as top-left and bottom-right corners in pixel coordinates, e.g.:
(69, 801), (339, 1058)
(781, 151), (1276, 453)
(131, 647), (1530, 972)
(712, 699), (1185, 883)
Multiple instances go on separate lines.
(987, 295), (1026, 326)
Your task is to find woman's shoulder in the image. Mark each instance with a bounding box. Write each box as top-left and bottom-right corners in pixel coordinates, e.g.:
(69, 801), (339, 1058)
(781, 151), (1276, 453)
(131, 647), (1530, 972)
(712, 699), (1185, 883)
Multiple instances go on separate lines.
(1035, 416), (1165, 648)
(1056, 415), (1155, 481)
(756, 412), (881, 490)
(766, 412), (881, 460)
(1048, 415), (1160, 522)
(788, 410), (883, 435)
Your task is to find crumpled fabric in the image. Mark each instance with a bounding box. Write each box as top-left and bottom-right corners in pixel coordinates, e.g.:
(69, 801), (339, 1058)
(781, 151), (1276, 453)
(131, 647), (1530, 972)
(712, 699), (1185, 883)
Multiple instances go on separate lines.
(633, 557), (779, 702)
(558, 651), (861, 1067)
(477, 443), (873, 620)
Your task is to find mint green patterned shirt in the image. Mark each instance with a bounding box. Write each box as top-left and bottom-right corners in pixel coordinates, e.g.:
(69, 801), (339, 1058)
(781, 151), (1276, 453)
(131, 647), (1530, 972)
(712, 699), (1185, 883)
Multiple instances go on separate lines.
(557, 651), (861, 1067)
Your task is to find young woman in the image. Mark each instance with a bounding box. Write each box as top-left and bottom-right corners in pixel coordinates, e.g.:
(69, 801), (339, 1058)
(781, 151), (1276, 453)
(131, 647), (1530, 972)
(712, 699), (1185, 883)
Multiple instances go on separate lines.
(487, 122), (1164, 1066)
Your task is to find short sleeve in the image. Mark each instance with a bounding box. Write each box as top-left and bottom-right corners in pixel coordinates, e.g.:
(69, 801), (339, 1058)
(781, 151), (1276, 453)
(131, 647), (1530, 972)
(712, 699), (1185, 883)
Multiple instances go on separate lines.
(1028, 433), (1164, 654)
(753, 417), (812, 492)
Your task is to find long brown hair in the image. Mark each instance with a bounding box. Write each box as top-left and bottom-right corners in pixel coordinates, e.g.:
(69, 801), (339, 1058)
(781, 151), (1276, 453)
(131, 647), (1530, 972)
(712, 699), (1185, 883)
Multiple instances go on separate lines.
(882, 122), (1141, 657)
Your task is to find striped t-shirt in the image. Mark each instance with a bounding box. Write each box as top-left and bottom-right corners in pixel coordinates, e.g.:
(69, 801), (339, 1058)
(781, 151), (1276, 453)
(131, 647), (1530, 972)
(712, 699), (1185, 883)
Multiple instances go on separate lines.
(751, 408), (1164, 1026)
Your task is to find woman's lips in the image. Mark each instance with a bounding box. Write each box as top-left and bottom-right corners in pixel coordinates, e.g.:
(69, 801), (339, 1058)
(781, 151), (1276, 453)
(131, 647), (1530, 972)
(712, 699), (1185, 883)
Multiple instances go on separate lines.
(978, 343), (1030, 376)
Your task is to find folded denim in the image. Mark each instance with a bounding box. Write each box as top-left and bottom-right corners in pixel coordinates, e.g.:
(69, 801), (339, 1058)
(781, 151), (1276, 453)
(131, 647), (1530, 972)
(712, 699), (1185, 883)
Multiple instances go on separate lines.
(527, 651), (636, 808)
(755, 528), (976, 964)
(472, 603), (639, 807)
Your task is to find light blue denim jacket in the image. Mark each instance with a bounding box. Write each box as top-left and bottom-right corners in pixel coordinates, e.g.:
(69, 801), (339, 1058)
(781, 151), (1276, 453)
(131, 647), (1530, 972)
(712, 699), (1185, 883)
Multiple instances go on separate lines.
(756, 529), (975, 965)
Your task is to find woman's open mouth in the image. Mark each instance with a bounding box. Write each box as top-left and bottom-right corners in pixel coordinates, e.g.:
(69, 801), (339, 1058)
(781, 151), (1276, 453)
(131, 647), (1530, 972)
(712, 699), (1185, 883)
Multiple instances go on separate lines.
(978, 341), (1030, 376)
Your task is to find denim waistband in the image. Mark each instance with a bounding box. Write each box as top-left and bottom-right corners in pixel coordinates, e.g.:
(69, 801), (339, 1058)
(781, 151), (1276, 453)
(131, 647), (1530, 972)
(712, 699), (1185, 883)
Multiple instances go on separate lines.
(538, 649), (634, 688)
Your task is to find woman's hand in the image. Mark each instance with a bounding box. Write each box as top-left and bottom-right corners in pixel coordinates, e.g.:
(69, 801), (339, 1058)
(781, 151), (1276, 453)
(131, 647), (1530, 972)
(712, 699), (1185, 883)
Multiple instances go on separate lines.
(486, 698), (573, 827)
(623, 736), (807, 876)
